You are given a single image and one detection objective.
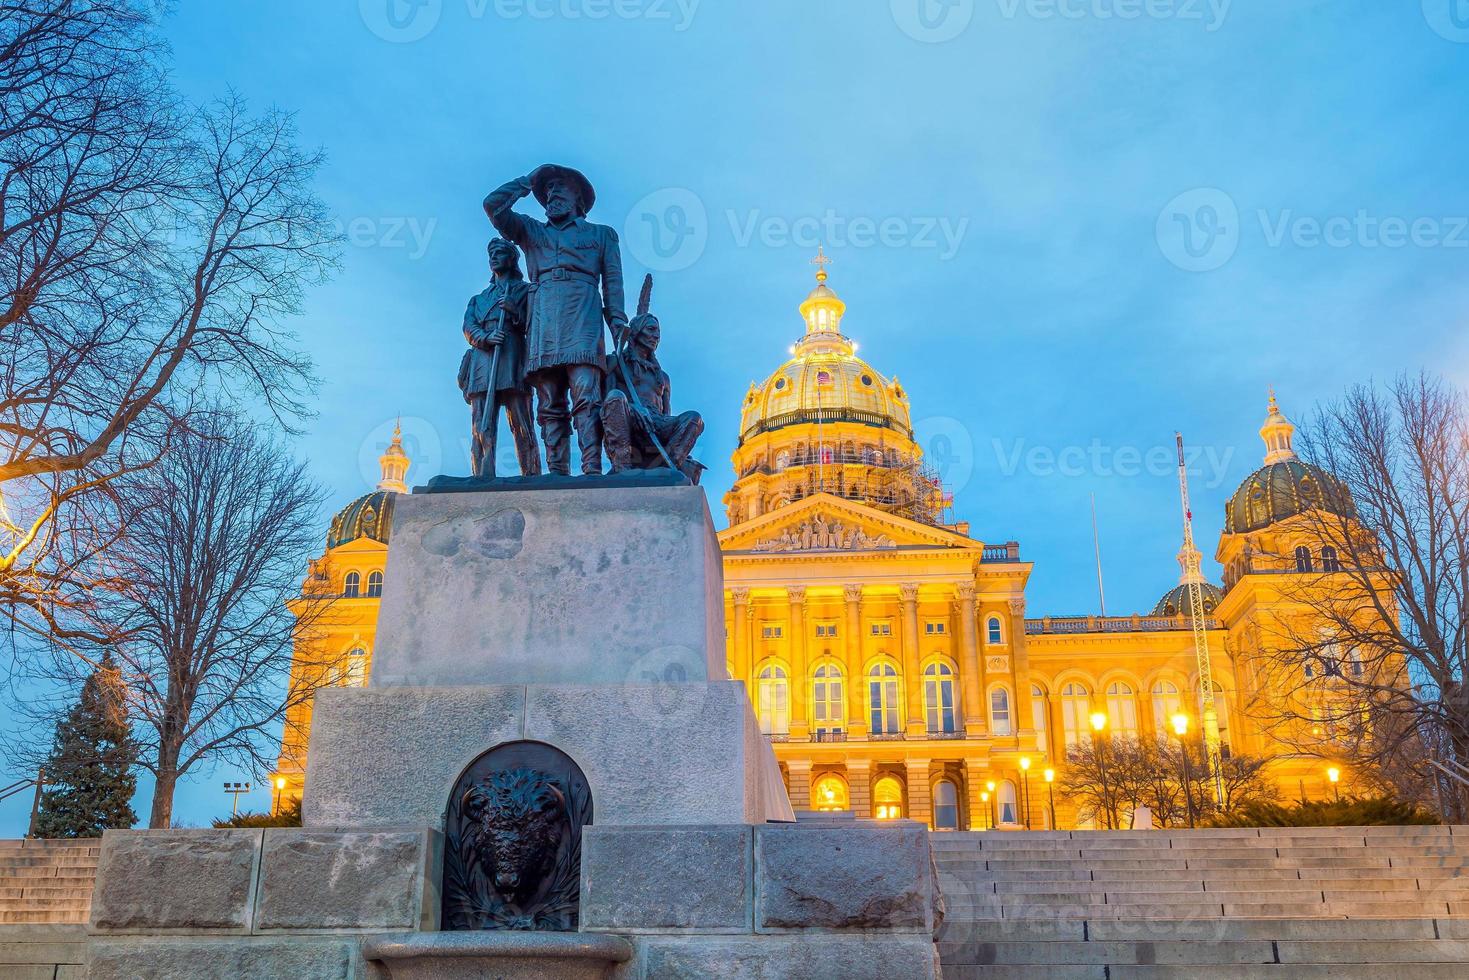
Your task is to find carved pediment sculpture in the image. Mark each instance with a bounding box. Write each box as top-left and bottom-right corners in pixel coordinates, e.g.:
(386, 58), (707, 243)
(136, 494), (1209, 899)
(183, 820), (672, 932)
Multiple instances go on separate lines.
(752, 518), (897, 553)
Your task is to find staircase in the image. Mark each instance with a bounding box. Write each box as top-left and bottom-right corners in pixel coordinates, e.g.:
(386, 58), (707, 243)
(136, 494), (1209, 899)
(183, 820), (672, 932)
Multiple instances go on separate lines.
(934, 826), (1469, 978)
(0, 839), (100, 925)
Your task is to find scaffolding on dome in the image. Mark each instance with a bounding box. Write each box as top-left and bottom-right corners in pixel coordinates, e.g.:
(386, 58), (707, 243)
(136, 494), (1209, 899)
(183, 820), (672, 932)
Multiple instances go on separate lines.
(790, 453), (948, 528)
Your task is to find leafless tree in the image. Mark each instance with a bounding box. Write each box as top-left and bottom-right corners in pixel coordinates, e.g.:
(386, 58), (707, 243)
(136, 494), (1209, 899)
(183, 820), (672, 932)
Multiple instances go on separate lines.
(33, 412), (331, 828)
(1060, 737), (1276, 828)
(0, 1), (335, 645)
(1240, 374), (1469, 820)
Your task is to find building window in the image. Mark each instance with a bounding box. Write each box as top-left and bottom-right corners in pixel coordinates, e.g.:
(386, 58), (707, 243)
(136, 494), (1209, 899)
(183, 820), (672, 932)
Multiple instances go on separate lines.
(1295, 546), (1314, 573)
(757, 663), (790, 736)
(344, 646), (368, 687)
(813, 774), (848, 812)
(924, 662), (957, 734)
(1199, 682), (1231, 754)
(870, 622), (893, 637)
(924, 621), (947, 635)
(815, 623), (838, 638)
(873, 775), (904, 820)
(868, 661), (901, 734)
(1031, 684), (1048, 739)
(986, 616), (1004, 645)
(1151, 681), (1183, 738)
(775, 450), (790, 470)
(1320, 546), (1341, 573)
(761, 625), (784, 639)
(343, 571), (361, 598)
(812, 663), (845, 734)
(997, 780), (1019, 827)
(933, 779), (959, 831)
(366, 570), (384, 598)
(989, 686), (1013, 736)
(1060, 682), (1091, 749)
(1106, 682), (1139, 739)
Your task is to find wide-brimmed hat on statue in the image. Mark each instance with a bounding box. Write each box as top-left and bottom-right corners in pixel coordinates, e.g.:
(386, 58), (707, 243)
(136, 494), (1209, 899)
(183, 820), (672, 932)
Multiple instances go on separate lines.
(530, 164), (596, 216)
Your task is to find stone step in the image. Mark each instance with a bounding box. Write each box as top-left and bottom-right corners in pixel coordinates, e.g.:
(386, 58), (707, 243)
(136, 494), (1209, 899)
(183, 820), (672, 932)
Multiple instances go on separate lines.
(1107, 967), (1469, 980)
(940, 918), (1451, 943)
(0, 899), (90, 912)
(939, 938), (1469, 966)
(0, 911), (89, 925)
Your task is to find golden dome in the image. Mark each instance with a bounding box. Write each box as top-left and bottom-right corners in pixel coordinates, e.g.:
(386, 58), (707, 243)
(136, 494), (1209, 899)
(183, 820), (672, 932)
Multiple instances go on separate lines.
(739, 255), (912, 443)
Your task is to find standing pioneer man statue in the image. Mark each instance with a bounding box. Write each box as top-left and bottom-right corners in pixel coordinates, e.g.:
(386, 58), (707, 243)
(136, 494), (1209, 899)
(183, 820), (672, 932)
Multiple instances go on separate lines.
(603, 275), (705, 483)
(459, 238), (540, 478)
(484, 165), (627, 476)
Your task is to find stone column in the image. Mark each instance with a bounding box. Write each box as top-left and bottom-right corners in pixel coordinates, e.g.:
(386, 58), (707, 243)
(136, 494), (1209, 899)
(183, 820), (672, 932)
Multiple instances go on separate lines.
(731, 588), (750, 689)
(899, 584), (924, 736)
(788, 587), (810, 740)
(957, 583), (986, 737)
(787, 759), (813, 812)
(846, 759), (872, 818)
(1010, 597), (1036, 748)
(905, 758), (932, 826)
(843, 584), (867, 738)
(964, 759), (990, 830)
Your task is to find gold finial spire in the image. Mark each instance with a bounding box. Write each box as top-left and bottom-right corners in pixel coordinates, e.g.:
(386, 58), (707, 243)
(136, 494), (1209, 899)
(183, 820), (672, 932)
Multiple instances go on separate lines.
(811, 246), (831, 283)
(1260, 390), (1297, 465)
(377, 418), (410, 492)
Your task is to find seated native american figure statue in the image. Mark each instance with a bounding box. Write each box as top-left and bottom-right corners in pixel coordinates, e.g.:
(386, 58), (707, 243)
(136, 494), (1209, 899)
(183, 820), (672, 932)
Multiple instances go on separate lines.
(603, 275), (704, 484)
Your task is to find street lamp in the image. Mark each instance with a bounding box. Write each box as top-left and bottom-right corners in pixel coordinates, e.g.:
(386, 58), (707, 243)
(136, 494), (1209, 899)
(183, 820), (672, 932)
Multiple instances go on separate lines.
(985, 780), (997, 829)
(1172, 712), (1195, 828)
(1326, 766), (1342, 802)
(1019, 757), (1032, 830)
(980, 792), (990, 830)
(272, 775), (288, 815)
(223, 781), (251, 818)
(1089, 712), (1112, 829)
(1043, 767), (1057, 830)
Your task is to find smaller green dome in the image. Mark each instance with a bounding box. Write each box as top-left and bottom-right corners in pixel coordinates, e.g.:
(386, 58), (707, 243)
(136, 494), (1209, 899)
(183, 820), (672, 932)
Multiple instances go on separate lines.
(327, 490), (396, 550)
(1152, 581), (1223, 618)
(1225, 460), (1354, 534)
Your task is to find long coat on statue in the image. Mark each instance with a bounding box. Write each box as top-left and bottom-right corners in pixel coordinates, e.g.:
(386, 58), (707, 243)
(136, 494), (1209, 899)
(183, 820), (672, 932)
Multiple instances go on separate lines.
(484, 176), (625, 375)
(458, 276), (530, 398)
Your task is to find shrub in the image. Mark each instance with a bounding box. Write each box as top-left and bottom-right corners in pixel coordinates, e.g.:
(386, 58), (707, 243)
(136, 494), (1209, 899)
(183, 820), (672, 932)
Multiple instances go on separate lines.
(1206, 795), (1438, 828)
(212, 798), (303, 828)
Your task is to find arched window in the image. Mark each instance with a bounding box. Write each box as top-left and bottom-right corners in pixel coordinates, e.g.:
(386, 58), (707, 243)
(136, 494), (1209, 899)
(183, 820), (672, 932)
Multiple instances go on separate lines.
(343, 571), (361, 598)
(1060, 682), (1091, 749)
(1106, 682), (1139, 738)
(1294, 546), (1314, 573)
(757, 663), (790, 736)
(986, 616), (1004, 645)
(1320, 546), (1341, 573)
(989, 686), (1013, 736)
(868, 661), (902, 734)
(812, 774), (848, 812)
(366, 570), (384, 598)
(1198, 682), (1231, 754)
(873, 776), (904, 820)
(997, 780), (1019, 827)
(1151, 681), (1183, 738)
(924, 662), (957, 733)
(1031, 683), (1048, 739)
(933, 779), (959, 831)
(344, 646), (368, 687)
(812, 663), (845, 735)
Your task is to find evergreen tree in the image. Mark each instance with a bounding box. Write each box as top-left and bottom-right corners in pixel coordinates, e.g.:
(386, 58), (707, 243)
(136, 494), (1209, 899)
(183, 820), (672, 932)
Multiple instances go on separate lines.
(33, 657), (139, 838)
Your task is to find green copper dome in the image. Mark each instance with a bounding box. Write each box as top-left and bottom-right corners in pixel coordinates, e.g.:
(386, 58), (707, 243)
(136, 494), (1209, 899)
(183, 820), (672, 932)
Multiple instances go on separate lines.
(326, 490), (396, 550)
(1224, 459), (1354, 534)
(1152, 581), (1224, 618)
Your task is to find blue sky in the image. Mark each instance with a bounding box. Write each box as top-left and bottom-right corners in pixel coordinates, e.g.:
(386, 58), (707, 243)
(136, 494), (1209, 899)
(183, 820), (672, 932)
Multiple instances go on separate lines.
(3, 0), (1467, 833)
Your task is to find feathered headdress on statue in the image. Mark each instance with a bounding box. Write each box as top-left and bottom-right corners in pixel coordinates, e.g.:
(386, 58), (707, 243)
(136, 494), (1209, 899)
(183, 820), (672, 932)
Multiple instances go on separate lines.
(627, 274), (658, 342)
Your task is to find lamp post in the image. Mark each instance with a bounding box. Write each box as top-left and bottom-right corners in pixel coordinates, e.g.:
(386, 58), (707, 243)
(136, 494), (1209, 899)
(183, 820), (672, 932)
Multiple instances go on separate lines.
(223, 781), (251, 818)
(985, 780), (997, 829)
(1090, 711), (1111, 829)
(1043, 767), (1057, 830)
(1172, 712), (1195, 828)
(1019, 757), (1032, 830)
(1326, 766), (1342, 803)
(272, 775), (288, 815)
(980, 792), (990, 830)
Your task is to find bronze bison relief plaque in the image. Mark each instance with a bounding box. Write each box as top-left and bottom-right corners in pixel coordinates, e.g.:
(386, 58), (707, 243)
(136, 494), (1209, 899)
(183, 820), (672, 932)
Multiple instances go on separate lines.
(442, 741), (593, 931)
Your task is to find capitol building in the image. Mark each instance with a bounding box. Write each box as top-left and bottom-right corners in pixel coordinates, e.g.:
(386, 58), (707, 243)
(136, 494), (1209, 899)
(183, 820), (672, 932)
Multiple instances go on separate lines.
(276, 261), (1364, 831)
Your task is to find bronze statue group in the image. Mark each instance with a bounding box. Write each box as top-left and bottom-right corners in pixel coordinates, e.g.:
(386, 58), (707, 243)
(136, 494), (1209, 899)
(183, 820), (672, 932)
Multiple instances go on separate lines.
(459, 164), (703, 484)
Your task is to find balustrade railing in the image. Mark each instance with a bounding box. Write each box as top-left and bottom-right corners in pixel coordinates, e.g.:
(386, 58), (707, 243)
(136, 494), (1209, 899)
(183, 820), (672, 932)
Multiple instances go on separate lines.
(1025, 613), (1222, 635)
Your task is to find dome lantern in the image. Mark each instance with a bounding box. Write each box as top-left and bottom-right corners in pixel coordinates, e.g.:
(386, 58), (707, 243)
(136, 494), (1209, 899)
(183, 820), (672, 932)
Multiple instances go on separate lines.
(1260, 390), (1297, 465)
(377, 419), (410, 493)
